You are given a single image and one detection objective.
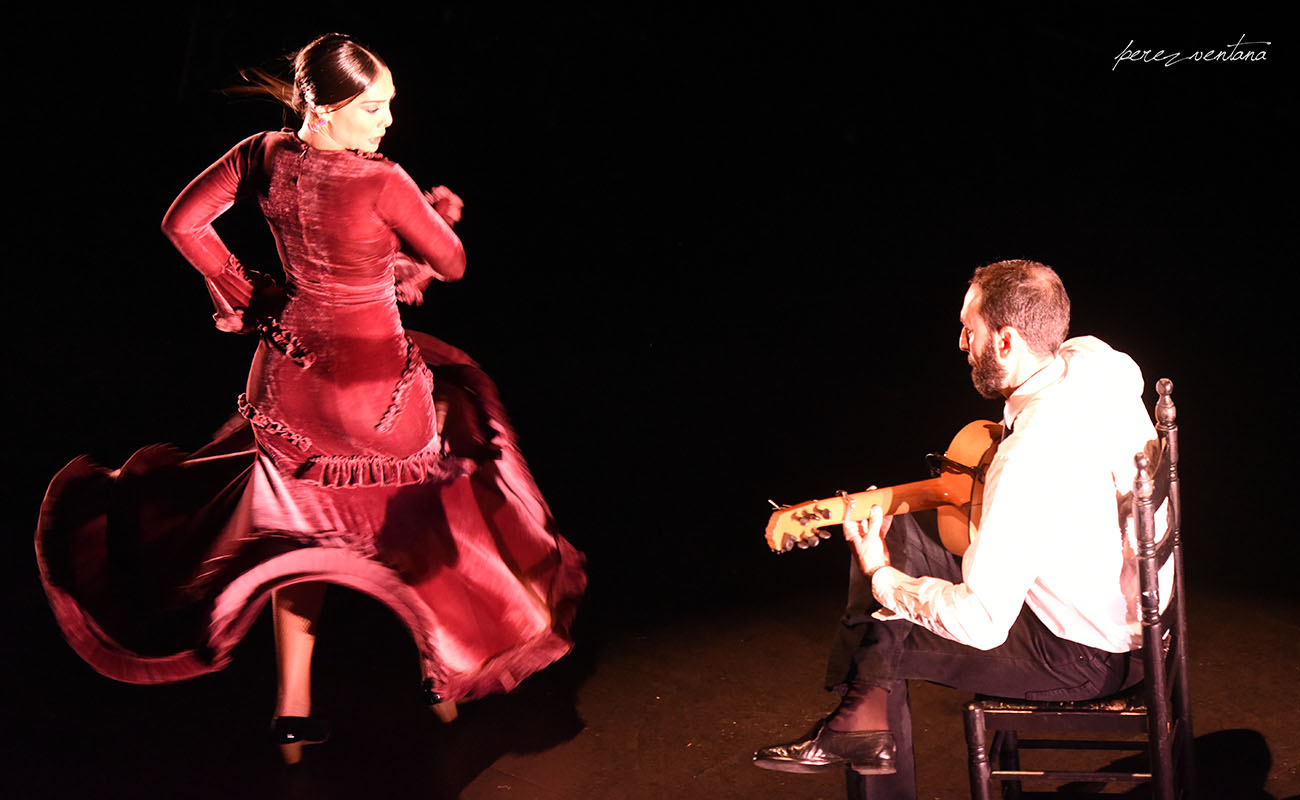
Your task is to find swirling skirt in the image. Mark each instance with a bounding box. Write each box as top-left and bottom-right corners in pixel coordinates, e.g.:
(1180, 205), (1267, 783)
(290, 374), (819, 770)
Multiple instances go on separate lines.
(35, 332), (585, 702)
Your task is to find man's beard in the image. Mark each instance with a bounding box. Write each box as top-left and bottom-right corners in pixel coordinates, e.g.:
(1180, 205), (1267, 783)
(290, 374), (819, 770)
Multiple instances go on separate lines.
(970, 338), (1006, 399)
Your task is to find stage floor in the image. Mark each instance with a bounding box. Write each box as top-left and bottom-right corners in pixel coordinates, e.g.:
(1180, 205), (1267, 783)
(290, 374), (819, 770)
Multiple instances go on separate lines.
(11, 549), (1298, 799)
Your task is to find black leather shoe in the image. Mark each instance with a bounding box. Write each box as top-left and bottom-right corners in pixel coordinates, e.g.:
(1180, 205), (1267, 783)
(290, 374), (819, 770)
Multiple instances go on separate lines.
(753, 718), (896, 775)
(272, 716), (330, 765)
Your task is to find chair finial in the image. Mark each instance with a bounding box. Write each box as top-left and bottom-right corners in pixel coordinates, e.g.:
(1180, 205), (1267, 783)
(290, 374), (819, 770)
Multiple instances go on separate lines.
(1134, 453), (1153, 502)
(1155, 379), (1175, 427)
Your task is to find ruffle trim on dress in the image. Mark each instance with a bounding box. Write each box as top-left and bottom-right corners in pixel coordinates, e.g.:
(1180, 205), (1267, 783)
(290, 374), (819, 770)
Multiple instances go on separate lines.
(236, 392), (473, 488)
(206, 255), (256, 333)
(391, 187), (459, 307)
(206, 258), (307, 370)
(237, 393), (313, 450)
(376, 336), (430, 432)
(258, 317), (315, 368)
(392, 254), (437, 306)
(283, 129), (388, 161)
(298, 436), (474, 488)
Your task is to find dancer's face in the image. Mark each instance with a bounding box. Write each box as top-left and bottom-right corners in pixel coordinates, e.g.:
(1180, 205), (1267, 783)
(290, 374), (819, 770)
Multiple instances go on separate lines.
(321, 68), (395, 153)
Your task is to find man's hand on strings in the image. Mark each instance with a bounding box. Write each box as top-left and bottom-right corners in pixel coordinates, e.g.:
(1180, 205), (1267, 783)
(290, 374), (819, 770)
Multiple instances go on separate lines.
(843, 488), (892, 577)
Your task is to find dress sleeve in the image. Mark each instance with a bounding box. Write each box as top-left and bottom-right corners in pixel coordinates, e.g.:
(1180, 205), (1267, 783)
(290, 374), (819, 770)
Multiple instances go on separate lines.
(378, 166), (466, 305)
(160, 133), (273, 332)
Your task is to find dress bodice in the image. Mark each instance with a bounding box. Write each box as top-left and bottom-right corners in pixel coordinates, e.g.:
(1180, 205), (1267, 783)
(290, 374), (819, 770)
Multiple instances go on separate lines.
(162, 130), (465, 321)
(160, 131), (468, 477)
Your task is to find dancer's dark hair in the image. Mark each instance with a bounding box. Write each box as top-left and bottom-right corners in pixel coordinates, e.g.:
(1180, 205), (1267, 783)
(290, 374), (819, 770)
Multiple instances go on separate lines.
(233, 33), (386, 116)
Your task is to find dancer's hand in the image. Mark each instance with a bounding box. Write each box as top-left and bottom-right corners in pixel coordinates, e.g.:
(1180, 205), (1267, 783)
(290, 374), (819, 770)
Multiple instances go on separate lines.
(843, 490), (892, 577)
(426, 185), (464, 226)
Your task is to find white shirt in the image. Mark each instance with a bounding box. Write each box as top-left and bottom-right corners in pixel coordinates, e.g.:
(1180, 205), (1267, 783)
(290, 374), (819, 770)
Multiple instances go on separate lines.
(871, 336), (1171, 653)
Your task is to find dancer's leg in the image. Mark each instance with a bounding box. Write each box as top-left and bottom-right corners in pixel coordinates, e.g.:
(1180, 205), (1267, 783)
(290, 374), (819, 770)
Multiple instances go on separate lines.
(273, 581), (327, 718)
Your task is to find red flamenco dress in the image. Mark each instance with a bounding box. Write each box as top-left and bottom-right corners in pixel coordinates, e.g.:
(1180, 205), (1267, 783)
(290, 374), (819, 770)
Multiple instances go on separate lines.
(35, 131), (585, 703)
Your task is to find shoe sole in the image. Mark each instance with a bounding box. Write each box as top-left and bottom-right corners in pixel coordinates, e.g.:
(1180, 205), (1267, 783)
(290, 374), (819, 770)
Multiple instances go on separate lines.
(753, 757), (896, 776)
(849, 761), (897, 776)
(753, 758), (842, 774)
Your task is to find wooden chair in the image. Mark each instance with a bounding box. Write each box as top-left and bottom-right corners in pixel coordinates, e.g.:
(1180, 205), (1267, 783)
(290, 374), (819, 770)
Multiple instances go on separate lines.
(963, 378), (1195, 799)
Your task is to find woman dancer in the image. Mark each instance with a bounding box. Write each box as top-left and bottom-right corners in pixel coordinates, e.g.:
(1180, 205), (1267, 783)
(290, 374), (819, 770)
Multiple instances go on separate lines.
(36, 33), (585, 764)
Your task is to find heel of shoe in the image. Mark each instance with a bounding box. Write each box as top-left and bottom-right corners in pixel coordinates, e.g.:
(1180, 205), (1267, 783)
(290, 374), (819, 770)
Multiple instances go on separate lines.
(421, 678), (459, 723)
(271, 716), (330, 765)
(430, 699), (458, 723)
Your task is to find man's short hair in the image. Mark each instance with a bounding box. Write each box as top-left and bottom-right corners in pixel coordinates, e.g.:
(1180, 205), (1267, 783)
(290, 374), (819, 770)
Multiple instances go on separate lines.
(969, 260), (1071, 357)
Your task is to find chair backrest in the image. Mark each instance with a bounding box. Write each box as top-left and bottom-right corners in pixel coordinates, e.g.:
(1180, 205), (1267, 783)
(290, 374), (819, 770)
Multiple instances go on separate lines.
(1133, 377), (1195, 797)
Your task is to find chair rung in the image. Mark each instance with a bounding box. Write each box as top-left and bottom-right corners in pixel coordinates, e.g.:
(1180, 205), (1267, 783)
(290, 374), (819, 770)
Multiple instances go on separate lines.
(1015, 738), (1146, 751)
(983, 713), (1148, 735)
(991, 768), (1152, 782)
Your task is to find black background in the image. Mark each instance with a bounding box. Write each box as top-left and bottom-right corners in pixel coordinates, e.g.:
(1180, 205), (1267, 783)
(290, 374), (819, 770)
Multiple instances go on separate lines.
(6, 4), (1293, 794)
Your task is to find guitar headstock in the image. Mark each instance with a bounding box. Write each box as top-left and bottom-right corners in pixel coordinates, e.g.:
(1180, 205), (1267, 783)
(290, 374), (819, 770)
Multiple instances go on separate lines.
(765, 499), (838, 552)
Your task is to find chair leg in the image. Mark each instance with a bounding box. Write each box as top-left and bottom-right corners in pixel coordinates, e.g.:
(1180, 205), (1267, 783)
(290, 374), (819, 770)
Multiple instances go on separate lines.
(964, 702), (994, 800)
(844, 767), (867, 800)
(1150, 738), (1176, 800)
(1174, 681), (1196, 797)
(1001, 731), (1022, 799)
(1176, 728), (1196, 800)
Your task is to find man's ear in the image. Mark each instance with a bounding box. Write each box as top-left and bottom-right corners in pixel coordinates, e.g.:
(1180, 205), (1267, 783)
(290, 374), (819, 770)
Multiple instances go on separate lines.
(994, 326), (1018, 360)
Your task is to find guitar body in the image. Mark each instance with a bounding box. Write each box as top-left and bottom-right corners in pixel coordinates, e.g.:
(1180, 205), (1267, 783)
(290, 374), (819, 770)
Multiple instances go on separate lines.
(765, 420), (1002, 556)
(933, 420), (1002, 555)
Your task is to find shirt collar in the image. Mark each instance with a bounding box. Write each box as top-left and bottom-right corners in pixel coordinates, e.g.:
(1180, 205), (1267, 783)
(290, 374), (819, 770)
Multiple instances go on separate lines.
(1002, 353), (1066, 431)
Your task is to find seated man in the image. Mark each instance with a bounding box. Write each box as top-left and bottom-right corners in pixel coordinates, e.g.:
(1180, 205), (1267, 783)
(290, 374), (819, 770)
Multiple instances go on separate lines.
(753, 260), (1168, 798)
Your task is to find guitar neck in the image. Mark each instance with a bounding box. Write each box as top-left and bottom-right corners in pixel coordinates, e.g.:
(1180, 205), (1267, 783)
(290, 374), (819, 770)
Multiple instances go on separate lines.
(823, 478), (960, 526)
(765, 476), (961, 551)
(765, 419), (999, 554)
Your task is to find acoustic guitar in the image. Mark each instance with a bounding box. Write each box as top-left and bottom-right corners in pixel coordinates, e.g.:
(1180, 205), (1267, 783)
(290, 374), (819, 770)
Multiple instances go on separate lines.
(765, 420), (1002, 556)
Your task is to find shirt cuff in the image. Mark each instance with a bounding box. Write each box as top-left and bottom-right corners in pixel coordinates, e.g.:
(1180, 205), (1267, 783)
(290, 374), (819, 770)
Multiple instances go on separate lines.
(869, 566), (906, 619)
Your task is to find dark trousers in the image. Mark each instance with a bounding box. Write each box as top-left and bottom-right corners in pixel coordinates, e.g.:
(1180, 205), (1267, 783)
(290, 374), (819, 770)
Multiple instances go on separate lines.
(828, 512), (1141, 800)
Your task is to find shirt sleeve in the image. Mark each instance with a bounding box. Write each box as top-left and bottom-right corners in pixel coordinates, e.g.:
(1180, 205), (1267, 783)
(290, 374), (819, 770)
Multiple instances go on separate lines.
(378, 166), (466, 304)
(870, 442), (1058, 650)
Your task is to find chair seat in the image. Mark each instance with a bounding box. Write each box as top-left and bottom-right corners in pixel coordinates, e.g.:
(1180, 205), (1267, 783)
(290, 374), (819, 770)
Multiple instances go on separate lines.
(974, 684), (1145, 714)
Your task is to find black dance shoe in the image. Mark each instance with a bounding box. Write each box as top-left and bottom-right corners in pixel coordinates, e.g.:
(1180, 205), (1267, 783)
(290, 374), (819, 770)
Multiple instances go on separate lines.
(421, 678), (459, 723)
(271, 716), (331, 765)
(753, 718), (896, 775)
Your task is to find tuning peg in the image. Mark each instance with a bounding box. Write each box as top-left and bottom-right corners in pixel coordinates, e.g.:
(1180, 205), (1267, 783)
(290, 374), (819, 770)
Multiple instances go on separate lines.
(781, 537), (795, 553)
(797, 537), (813, 549)
(817, 528), (833, 540)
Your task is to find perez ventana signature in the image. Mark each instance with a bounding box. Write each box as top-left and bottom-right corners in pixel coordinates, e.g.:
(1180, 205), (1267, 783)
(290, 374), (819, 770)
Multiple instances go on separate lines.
(1113, 34), (1269, 71)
